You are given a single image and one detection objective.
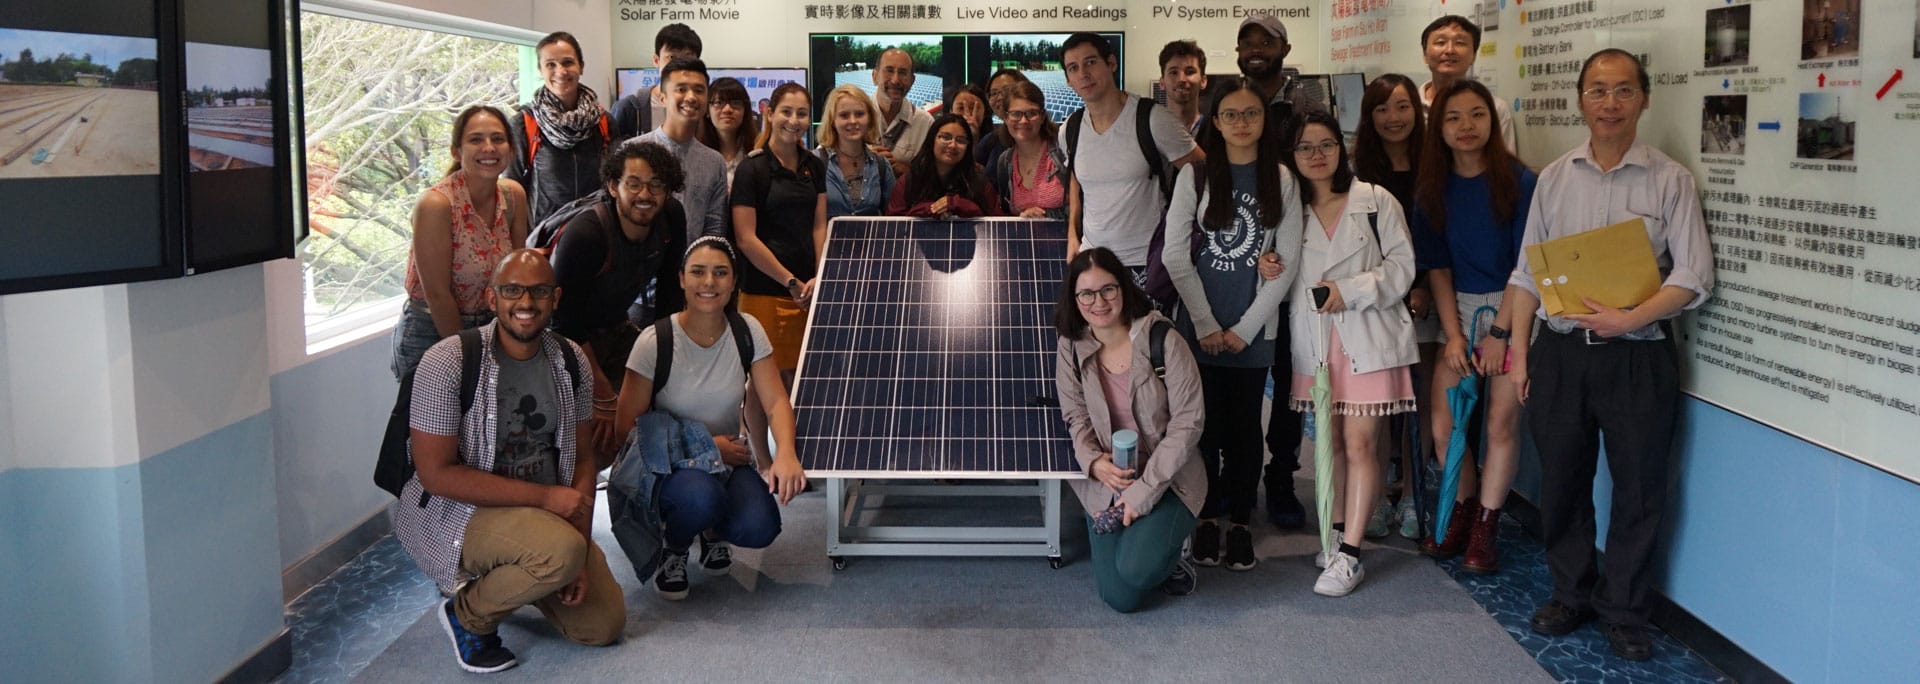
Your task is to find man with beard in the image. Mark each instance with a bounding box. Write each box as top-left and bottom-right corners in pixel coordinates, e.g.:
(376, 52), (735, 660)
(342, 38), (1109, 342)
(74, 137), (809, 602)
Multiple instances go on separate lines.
(871, 47), (933, 178)
(1159, 40), (1210, 138)
(1241, 14), (1327, 529)
(549, 141), (689, 454)
(1235, 15), (1328, 143)
(1419, 15), (1518, 152)
(393, 250), (624, 673)
(631, 58), (728, 242)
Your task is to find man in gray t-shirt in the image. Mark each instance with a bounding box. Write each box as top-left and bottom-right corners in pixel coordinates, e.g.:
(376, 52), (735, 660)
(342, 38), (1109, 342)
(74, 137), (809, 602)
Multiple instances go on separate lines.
(1060, 32), (1200, 271)
(494, 346), (559, 486)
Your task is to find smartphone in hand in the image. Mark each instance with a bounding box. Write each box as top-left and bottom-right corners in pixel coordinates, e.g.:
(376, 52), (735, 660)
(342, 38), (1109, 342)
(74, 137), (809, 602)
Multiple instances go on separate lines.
(1311, 285), (1332, 310)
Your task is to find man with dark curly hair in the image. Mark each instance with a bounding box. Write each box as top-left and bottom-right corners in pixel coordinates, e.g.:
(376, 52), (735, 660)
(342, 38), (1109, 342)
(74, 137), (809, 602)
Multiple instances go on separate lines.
(548, 140), (690, 454)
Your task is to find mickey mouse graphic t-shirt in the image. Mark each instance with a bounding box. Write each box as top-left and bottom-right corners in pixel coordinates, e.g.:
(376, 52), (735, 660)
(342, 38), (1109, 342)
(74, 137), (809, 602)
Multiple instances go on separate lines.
(492, 340), (560, 486)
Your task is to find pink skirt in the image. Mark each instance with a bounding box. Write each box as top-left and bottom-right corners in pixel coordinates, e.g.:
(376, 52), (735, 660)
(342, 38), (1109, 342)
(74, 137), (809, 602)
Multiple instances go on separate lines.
(1289, 326), (1415, 416)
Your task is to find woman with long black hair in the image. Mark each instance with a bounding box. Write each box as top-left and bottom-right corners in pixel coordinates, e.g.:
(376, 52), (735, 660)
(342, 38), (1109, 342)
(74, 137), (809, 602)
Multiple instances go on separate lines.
(886, 113), (1001, 217)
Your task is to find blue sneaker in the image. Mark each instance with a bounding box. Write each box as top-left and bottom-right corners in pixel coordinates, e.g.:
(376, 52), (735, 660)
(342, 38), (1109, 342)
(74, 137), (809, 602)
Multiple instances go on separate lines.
(438, 600), (517, 673)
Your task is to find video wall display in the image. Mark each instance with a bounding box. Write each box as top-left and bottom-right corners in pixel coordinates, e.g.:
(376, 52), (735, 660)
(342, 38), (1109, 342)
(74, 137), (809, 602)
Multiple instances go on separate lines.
(615, 66), (808, 111)
(0, 1), (180, 294)
(808, 32), (1124, 123)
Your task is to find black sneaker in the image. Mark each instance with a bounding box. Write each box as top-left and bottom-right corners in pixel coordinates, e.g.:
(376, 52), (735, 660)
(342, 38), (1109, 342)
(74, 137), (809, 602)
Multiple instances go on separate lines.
(1161, 558), (1197, 596)
(1190, 520), (1223, 567)
(654, 548), (690, 600)
(1266, 486), (1306, 529)
(699, 534), (733, 575)
(1529, 600), (1595, 636)
(1224, 525), (1257, 571)
(437, 600), (517, 673)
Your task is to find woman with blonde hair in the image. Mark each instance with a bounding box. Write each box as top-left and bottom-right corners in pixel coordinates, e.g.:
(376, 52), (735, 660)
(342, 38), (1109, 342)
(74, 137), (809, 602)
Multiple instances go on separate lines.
(815, 84), (896, 218)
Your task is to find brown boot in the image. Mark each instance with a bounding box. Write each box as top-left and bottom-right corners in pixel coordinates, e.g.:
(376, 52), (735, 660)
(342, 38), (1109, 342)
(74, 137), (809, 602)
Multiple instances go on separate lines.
(1420, 498), (1477, 558)
(1461, 505), (1501, 574)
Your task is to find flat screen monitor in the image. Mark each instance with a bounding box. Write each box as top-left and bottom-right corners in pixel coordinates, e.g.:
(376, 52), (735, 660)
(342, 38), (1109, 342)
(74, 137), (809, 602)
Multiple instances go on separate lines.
(1329, 72), (1368, 136)
(181, 0), (294, 273)
(807, 32), (1123, 123)
(615, 66), (808, 112)
(1, 0), (183, 294)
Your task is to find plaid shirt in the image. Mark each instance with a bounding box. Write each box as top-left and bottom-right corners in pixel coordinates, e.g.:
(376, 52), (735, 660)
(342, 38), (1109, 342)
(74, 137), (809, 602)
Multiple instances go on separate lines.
(391, 321), (593, 593)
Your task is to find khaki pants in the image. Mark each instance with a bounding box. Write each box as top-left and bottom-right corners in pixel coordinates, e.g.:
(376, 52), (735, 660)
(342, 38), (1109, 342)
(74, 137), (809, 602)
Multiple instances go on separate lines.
(453, 507), (625, 645)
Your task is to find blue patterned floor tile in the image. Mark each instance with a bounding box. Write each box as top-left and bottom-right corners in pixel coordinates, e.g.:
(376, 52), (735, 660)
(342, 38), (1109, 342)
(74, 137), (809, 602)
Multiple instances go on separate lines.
(276, 537), (439, 683)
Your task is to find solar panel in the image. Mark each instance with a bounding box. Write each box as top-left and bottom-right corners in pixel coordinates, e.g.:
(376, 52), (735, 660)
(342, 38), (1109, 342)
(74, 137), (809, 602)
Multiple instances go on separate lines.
(793, 218), (1080, 477)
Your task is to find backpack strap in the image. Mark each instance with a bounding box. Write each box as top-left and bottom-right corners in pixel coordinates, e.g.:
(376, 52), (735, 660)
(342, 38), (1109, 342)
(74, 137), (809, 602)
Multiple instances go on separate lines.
(1134, 98), (1166, 189)
(651, 316), (675, 401)
(727, 311), (754, 379)
(558, 335), (583, 395)
(1147, 319), (1174, 379)
(521, 110), (542, 169)
(457, 329), (484, 414)
(1063, 109), (1084, 175)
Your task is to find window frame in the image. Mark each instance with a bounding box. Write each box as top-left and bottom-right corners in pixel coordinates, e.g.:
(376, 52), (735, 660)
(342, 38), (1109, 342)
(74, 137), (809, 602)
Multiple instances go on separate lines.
(296, 0), (543, 353)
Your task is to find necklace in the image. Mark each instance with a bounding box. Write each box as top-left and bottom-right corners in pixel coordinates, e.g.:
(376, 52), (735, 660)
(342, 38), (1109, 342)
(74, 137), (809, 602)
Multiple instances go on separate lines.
(679, 313), (726, 347)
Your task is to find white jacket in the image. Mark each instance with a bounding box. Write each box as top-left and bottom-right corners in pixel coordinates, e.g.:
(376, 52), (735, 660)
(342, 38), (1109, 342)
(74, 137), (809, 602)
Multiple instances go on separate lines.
(1288, 181), (1418, 375)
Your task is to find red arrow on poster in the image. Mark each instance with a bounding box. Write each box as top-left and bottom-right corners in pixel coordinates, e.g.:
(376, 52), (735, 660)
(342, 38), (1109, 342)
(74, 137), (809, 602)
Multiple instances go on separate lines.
(1877, 69), (1904, 100)
(1818, 73), (1827, 88)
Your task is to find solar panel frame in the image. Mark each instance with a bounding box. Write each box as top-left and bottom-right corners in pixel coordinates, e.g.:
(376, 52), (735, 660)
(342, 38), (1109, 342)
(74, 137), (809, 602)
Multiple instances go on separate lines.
(792, 218), (1081, 479)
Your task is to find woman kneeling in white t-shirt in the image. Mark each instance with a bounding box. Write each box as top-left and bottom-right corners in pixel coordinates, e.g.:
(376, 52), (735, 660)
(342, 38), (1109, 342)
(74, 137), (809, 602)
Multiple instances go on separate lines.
(614, 236), (807, 600)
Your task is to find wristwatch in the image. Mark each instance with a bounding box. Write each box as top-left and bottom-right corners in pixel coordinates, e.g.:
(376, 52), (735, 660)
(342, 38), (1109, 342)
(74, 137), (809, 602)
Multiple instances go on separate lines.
(1488, 325), (1511, 340)
(785, 276), (802, 291)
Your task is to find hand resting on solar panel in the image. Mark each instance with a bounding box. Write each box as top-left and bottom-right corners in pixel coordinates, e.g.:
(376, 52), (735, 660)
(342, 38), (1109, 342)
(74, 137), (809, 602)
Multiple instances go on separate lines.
(1052, 247), (1209, 612)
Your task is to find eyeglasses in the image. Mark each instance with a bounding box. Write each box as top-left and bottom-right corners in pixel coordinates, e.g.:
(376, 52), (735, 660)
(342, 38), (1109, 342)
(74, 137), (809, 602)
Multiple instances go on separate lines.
(1580, 86), (1642, 102)
(1293, 141), (1342, 157)
(493, 283), (556, 300)
(1074, 284), (1122, 305)
(621, 177), (669, 195)
(1216, 108), (1264, 125)
(1004, 109), (1044, 122)
(712, 100), (748, 111)
(936, 132), (971, 146)
(990, 86), (1016, 98)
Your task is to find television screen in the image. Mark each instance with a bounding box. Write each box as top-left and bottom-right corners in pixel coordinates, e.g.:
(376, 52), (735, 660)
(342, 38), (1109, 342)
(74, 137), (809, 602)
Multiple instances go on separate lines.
(808, 32), (1124, 123)
(181, 0), (292, 273)
(0, 1), (180, 294)
(615, 66), (808, 112)
(1329, 72), (1367, 136)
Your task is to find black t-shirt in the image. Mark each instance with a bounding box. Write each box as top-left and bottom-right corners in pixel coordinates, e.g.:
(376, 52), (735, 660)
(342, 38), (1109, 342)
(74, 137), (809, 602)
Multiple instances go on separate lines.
(549, 197), (687, 338)
(1377, 168), (1415, 218)
(730, 148), (827, 296)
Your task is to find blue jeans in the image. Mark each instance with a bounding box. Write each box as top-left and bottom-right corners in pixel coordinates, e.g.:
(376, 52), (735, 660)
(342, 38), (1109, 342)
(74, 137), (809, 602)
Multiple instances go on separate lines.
(389, 300), (492, 380)
(657, 466), (782, 550)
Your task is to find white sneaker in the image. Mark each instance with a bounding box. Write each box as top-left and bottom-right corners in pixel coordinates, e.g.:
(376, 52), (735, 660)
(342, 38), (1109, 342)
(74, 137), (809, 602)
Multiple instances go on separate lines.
(1313, 549), (1330, 569)
(1314, 551), (1366, 597)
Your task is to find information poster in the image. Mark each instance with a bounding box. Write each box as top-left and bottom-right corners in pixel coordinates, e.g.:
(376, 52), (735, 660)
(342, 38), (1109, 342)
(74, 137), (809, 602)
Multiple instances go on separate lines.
(1330, 0), (1920, 482)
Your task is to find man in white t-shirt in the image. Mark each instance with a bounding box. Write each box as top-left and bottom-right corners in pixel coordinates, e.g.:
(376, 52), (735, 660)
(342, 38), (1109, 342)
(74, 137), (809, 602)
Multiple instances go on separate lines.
(871, 47), (933, 178)
(1060, 32), (1201, 276)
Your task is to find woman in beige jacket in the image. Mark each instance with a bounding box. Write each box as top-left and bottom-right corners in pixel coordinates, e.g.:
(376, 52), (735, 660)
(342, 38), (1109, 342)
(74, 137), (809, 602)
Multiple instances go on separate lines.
(1054, 247), (1208, 612)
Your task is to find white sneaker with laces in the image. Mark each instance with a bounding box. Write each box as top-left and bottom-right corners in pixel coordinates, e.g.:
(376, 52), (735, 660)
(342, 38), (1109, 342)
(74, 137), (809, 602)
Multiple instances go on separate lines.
(1314, 551), (1366, 597)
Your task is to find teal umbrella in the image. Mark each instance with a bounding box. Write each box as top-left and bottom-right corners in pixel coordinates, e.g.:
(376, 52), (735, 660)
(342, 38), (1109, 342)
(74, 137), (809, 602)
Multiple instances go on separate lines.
(1434, 305), (1498, 544)
(1310, 309), (1336, 559)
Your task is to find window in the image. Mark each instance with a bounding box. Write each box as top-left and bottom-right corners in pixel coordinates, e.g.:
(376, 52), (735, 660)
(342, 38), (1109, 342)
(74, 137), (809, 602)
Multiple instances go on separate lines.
(297, 4), (535, 342)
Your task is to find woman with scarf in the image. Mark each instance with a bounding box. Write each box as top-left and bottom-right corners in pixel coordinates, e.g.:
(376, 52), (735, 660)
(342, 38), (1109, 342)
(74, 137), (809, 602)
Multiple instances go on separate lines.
(508, 31), (613, 225)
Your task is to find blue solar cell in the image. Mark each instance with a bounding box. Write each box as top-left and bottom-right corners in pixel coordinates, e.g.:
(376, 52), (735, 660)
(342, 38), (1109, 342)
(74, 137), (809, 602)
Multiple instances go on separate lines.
(794, 219), (1077, 474)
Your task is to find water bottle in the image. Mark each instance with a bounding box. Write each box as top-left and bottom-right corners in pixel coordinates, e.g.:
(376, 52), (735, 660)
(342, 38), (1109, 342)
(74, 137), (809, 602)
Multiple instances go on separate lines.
(1112, 429), (1138, 470)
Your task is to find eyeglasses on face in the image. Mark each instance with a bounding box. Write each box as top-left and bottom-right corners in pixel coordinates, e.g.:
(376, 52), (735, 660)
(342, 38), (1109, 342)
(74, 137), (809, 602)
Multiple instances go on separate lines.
(1004, 109), (1044, 122)
(936, 132), (971, 146)
(713, 100), (748, 111)
(1216, 108), (1265, 125)
(1074, 284), (1122, 305)
(493, 283), (557, 300)
(1293, 140), (1341, 157)
(1580, 86), (1642, 102)
(621, 177), (669, 195)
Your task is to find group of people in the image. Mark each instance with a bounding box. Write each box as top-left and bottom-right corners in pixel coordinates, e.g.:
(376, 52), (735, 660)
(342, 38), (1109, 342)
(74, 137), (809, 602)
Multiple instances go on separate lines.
(383, 14), (1712, 674)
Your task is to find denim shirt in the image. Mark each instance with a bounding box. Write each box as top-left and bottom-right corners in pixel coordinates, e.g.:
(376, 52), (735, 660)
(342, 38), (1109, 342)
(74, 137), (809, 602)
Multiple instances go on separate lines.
(818, 146), (896, 218)
(607, 411), (726, 578)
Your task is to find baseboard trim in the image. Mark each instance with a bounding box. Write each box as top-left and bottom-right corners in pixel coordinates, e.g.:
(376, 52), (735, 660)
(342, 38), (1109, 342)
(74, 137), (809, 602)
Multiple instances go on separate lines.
(215, 628), (291, 684)
(1501, 495), (1788, 684)
(282, 509), (390, 603)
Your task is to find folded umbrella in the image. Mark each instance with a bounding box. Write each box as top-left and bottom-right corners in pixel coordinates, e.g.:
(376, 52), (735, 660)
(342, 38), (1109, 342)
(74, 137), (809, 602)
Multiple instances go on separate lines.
(1433, 305), (1498, 544)
(1310, 308), (1337, 559)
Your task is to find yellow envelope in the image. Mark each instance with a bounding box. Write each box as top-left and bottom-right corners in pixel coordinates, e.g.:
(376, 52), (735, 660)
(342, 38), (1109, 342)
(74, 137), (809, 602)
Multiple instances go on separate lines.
(1523, 218), (1661, 316)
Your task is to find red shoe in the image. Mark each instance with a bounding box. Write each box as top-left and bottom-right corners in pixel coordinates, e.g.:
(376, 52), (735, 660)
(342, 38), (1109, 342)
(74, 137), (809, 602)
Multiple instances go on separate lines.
(1460, 505), (1500, 575)
(1420, 498), (1477, 558)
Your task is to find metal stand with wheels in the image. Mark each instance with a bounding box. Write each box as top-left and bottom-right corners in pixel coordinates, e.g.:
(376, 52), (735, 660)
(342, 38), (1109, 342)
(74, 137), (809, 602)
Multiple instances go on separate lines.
(822, 477), (1069, 570)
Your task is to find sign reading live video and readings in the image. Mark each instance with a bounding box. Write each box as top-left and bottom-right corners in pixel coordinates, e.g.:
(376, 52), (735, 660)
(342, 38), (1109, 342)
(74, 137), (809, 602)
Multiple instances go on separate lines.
(1328, 0), (1920, 482)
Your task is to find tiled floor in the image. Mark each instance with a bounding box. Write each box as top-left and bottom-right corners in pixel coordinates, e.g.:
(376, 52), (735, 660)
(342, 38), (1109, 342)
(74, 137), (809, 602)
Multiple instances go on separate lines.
(274, 509), (1730, 683)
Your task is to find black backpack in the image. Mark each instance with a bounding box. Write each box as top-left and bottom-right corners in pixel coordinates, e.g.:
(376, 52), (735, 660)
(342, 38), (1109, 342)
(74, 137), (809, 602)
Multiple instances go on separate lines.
(650, 311), (755, 404)
(375, 330), (581, 505)
(1063, 98), (1181, 306)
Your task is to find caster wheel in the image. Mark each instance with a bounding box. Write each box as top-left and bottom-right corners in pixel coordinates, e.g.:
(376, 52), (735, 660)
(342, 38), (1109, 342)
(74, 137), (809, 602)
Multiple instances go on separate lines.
(830, 556), (847, 571)
(1048, 556), (1064, 569)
